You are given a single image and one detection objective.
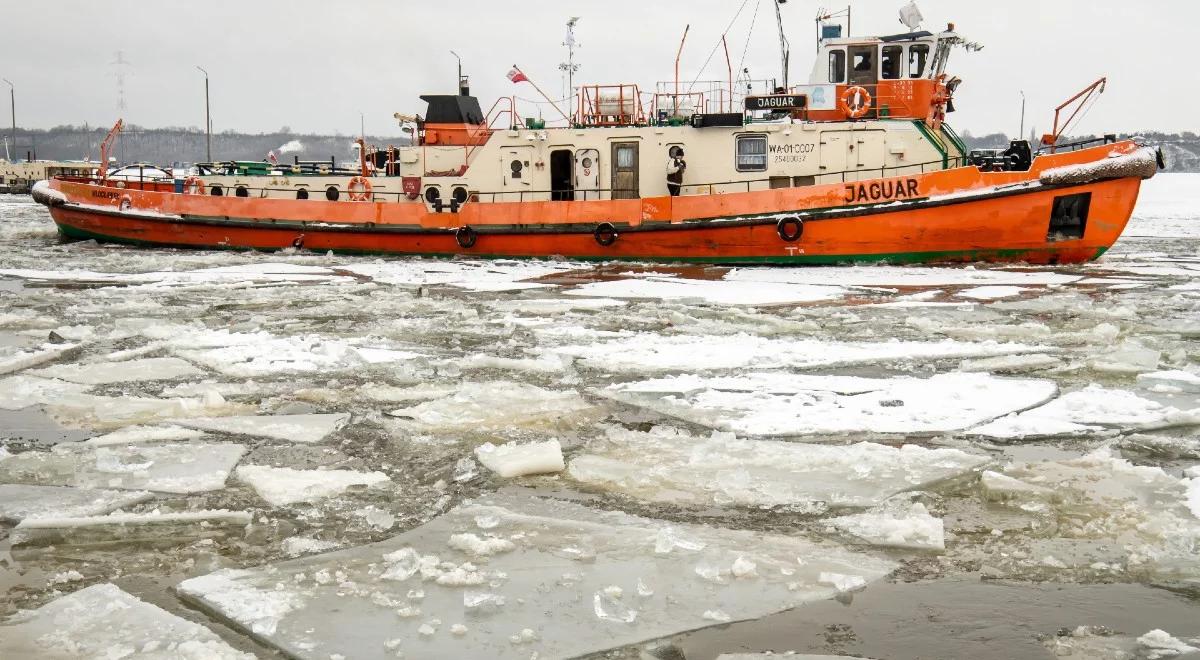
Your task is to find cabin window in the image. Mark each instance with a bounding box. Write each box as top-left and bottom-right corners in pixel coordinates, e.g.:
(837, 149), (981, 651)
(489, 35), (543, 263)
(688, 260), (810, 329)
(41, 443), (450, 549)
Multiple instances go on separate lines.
(828, 49), (846, 83)
(908, 44), (930, 78)
(736, 135), (768, 172)
(881, 45), (903, 80)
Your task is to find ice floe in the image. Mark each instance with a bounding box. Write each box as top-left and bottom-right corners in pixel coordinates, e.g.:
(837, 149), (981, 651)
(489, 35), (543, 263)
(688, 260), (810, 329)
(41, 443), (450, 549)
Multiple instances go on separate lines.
(0, 341), (80, 376)
(0, 484), (154, 523)
(29, 357), (203, 384)
(0, 375), (90, 410)
(12, 509), (253, 546)
(955, 285), (1029, 300)
(827, 502), (945, 551)
(0, 442), (247, 493)
(235, 465), (390, 506)
(43, 389), (250, 430)
(968, 385), (1200, 439)
(602, 372), (1057, 436)
(474, 439), (565, 477)
(83, 424), (207, 447)
(172, 413), (350, 444)
(0, 583), (254, 659)
(723, 265), (1081, 287)
(177, 493), (895, 660)
(386, 382), (598, 433)
(339, 259), (577, 292)
(550, 332), (1048, 373)
(568, 426), (989, 508)
(564, 276), (845, 305)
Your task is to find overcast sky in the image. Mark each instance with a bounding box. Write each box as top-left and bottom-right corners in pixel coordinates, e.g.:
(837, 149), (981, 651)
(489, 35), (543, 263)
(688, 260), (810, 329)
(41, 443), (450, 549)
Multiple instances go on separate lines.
(2, 1), (1193, 137)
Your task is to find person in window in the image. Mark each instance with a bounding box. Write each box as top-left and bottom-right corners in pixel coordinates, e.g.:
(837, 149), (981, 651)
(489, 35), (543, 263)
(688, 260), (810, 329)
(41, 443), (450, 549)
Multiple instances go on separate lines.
(666, 147), (686, 197)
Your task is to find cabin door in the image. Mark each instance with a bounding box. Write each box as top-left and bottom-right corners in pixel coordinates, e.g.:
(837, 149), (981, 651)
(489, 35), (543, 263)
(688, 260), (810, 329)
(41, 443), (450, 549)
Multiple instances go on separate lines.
(575, 148), (600, 201)
(820, 131), (849, 181)
(550, 149), (575, 201)
(500, 146), (535, 201)
(610, 142), (639, 199)
(853, 131), (886, 170)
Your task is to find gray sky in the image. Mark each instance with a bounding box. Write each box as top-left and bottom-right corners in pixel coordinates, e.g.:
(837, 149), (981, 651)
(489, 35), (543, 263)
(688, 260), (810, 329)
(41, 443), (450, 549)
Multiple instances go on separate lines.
(2, 1), (1193, 137)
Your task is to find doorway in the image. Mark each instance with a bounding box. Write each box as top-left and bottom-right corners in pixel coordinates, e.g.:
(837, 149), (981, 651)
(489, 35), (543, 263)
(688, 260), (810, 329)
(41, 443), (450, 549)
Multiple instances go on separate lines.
(550, 149), (574, 201)
(610, 142), (639, 199)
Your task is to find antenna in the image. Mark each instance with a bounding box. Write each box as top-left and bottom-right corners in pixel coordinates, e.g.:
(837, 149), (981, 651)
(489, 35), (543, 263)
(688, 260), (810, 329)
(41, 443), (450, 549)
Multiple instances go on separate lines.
(559, 17), (581, 106)
(773, 0), (791, 89)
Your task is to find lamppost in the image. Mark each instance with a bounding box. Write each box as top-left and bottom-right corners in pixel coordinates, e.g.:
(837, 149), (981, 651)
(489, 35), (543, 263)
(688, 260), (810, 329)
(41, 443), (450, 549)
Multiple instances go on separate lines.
(195, 66), (211, 162)
(2, 79), (13, 162)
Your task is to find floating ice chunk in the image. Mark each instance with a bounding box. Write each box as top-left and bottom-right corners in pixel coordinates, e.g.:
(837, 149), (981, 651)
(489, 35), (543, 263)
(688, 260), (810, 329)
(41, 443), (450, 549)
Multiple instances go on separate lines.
(959, 353), (1062, 373)
(969, 385), (1200, 439)
(979, 470), (1055, 502)
(0, 484), (154, 523)
(29, 357), (202, 384)
(1186, 472), (1200, 520)
(0, 342), (80, 376)
(569, 426), (989, 508)
(1089, 343), (1161, 374)
(174, 413), (350, 443)
(236, 465), (390, 506)
(338, 259), (575, 292)
(475, 440), (565, 478)
(42, 390), (250, 430)
(724, 265), (1081, 287)
(565, 277), (845, 305)
(177, 493), (895, 660)
(0, 442), (247, 493)
(459, 353), (573, 374)
(603, 372), (1057, 436)
(361, 506), (396, 531)
(0, 584), (254, 659)
(1139, 370), (1200, 393)
(552, 333), (1049, 373)
(0, 375), (90, 410)
(281, 536), (339, 557)
(1136, 629), (1199, 659)
(83, 424), (207, 446)
(12, 509), (252, 547)
(388, 382), (597, 433)
(818, 572), (867, 593)
(828, 503), (945, 550)
(955, 285), (1028, 300)
(448, 533), (516, 557)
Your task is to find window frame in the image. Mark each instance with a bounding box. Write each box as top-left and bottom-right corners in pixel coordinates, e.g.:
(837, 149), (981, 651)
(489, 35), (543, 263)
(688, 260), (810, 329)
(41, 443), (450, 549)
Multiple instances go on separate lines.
(907, 43), (930, 78)
(735, 134), (769, 173)
(880, 45), (903, 80)
(827, 49), (846, 84)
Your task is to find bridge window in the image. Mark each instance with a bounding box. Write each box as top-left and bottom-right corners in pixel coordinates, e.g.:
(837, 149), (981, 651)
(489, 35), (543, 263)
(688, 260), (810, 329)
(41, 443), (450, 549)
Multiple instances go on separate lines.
(828, 49), (846, 83)
(908, 44), (930, 78)
(736, 135), (768, 172)
(881, 45), (903, 80)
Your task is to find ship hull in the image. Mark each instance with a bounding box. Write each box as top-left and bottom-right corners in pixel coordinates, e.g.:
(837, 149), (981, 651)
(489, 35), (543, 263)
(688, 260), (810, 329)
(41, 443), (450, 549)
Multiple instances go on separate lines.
(36, 142), (1156, 266)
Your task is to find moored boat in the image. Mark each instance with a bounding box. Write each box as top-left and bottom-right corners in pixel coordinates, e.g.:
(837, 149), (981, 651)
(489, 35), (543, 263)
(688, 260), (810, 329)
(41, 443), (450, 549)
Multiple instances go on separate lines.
(32, 6), (1163, 265)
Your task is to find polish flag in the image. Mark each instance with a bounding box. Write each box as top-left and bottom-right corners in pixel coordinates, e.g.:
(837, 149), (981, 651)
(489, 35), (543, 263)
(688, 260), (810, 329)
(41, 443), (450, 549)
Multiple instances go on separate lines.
(267, 150), (278, 165)
(506, 67), (529, 84)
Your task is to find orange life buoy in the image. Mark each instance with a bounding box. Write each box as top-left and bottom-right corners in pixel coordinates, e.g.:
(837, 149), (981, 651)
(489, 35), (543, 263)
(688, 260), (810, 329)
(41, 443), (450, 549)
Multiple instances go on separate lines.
(840, 86), (872, 119)
(347, 176), (373, 202)
(183, 176), (206, 195)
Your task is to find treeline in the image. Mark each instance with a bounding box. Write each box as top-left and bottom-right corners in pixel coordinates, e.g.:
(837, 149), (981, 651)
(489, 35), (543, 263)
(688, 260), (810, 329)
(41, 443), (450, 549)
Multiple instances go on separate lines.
(2, 124), (410, 167)
(960, 129), (1200, 172)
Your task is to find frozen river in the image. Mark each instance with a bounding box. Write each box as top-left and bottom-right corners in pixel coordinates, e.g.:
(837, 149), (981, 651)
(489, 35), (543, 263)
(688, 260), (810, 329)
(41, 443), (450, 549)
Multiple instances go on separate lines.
(0, 175), (1198, 659)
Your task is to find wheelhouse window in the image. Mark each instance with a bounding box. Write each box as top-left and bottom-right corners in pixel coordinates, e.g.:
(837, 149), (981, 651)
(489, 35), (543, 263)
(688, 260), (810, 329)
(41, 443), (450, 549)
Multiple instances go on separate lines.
(828, 49), (846, 83)
(736, 135), (768, 172)
(908, 44), (930, 78)
(881, 45), (903, 80)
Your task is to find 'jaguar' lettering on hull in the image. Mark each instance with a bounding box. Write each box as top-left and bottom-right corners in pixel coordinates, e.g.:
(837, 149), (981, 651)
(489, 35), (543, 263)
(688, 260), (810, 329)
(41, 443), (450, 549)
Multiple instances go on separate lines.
(844, 178), (920, 204)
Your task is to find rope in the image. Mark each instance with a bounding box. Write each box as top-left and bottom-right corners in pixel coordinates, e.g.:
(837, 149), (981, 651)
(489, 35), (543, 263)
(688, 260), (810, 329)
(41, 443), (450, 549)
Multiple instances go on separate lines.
(737, 0), (763, 82)
(1061, 91), (1101, 139)
(685, 0), (754, 94)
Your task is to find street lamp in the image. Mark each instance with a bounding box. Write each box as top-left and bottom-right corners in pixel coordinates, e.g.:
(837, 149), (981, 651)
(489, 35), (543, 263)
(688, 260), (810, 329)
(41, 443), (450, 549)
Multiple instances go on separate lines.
(195, 66), (211, 162)
(2, 79), (13, 162)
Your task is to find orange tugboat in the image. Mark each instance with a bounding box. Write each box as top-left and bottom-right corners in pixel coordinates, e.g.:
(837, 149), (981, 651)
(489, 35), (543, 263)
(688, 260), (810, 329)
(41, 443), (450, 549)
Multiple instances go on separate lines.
(34, 7), (1162, 265)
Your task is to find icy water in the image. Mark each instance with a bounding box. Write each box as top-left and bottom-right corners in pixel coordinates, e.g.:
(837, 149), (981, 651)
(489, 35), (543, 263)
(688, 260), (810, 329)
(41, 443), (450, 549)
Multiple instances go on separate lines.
(0, 175), (1198, 660)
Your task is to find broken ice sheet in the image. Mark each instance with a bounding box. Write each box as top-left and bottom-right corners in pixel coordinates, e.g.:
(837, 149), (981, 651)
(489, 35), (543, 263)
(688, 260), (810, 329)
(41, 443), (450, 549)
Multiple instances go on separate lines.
(28, 356), (203, 384)
(82, 424), (207, 447)
(603, 372), (1056, 436)
(0, 341), (81, 376)
(549, 332), (1048, 373)
(474, 439), (565, 477)
(564, 276), (845, 305)
(386, 381), (600, 433)
(177, 493), (895, 660)
(0, 375), (90, 410)
(827, 502), (945, 551)
(0, 583), (255, 659)
(968, 384), (1200, 439)
(0, 442), (247, 494)
(172, 413), (351, 444)
(568, 426), (990, 508)
(723, 265), (1081, 288)
(0, 484), (154, 523)
(41, 389), (251, 430)
(11, 509), (253, 547)
(235, 465), (390, 506)
(338, 259), (577, 292)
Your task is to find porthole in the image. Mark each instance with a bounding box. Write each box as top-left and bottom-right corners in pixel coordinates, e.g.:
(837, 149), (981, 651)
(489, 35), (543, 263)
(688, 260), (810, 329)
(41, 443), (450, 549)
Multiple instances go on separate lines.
(296, 188), (309, 200)
(210, 185), (224, 196)
(510, 159), (523, 179)
(325, 186), (339, 201)
(424, 186), (441, 204)
(452, 186), (469, 204)
(235, 186), (249, 198)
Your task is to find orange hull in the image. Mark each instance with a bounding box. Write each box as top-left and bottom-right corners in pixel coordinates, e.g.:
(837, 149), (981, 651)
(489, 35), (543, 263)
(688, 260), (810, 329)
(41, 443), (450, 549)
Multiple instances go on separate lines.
(40, 142), (1152, 266)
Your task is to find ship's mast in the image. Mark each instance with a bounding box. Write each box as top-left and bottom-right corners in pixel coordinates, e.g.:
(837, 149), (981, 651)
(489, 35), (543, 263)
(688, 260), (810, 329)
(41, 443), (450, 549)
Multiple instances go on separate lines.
(559, 17), (581, 107)
(773, 0), (791, 89)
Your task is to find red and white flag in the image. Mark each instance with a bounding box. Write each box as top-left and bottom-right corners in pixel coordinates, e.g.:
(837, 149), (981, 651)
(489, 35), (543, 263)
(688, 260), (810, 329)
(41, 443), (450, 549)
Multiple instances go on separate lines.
(506, 67), (529, 84)
(267, 150), (278, 165)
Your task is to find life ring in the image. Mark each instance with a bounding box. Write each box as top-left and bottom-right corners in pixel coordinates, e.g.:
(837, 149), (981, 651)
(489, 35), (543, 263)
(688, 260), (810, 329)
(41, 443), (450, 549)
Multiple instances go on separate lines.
(840, 86), (872, 119)
(183, 176), (206, 195)
(594, 222), (618, 247)
(118, 195), (133, 212)
(347, 176), (373, 202)
(455, 226), (477, 249)
(776, 216), (804, 242)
